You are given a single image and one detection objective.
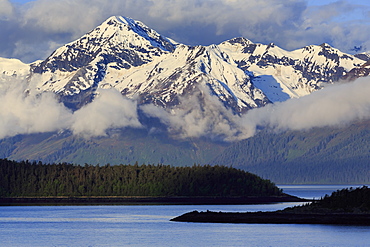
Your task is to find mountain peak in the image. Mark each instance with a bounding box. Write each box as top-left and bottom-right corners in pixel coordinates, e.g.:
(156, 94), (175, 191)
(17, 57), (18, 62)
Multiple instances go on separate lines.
(105, 15), (141, 28)
(32, 15), (176, 74)
(221, 37), (254, 46)
(102, 15), (176, 52)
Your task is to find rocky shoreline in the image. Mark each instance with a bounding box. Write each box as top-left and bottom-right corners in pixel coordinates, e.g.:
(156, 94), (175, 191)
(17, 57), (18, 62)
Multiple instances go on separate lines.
(170, 210), (370, 225)
(0, 194), (305, 206)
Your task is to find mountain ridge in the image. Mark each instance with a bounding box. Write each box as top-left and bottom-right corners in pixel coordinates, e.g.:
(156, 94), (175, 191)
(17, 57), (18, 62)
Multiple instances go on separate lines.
(2, 15), (369, 112)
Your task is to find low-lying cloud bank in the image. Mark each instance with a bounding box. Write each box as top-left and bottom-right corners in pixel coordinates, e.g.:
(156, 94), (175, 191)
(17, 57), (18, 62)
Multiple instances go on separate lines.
(0, 77), (369, 141)
(243, 78), (370, 134)
(70, 89), (142, 137)
(0, 80), (142, 139)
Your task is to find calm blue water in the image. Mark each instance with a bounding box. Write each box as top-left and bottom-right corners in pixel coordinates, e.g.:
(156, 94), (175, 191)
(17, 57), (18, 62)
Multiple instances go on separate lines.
(1, 185), (369, 247)
(279, 184), (369, 199)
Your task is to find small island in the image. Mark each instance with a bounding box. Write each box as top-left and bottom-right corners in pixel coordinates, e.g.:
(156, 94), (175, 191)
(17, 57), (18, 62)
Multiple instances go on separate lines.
(171, 186), (370, 225)
(0, 159), (303, 205)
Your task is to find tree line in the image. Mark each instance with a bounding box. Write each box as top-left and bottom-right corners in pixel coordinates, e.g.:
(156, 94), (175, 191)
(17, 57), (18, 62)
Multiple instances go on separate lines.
(315, 186), (370, 212)
(285, 186), (370, 213)
(0, 159), (282, 197)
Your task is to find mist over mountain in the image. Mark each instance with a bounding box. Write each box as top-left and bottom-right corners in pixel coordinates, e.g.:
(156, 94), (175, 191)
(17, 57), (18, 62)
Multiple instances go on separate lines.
(0, 16), (369, 183)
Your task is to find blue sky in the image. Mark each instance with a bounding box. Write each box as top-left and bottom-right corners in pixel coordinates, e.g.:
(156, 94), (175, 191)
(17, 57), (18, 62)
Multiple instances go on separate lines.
(9, 0), (370, 6)
(308, 0), (369, 5)
(2, 0), (370, 62)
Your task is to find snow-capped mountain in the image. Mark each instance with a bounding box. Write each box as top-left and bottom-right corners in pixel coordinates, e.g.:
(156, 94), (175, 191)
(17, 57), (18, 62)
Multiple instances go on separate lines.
(1, 15), (369, 112)
(108, 43), (269, 112)
(28, 16), (177, 109)
(218, 38), (367, 99)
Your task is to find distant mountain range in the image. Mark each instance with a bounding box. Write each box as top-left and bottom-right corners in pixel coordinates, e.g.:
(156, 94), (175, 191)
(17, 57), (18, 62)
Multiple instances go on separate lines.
(0, 16), (369, 184)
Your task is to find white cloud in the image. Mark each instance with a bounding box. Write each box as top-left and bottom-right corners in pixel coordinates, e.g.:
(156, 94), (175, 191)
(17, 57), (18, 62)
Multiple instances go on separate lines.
(22, 0), (105, 37)
(0, 78), (142, 139)
(140, 85), (255, 141)
(0, 0), (13, 20)
(243, 77), (370, 133)
(71, 89), (142, 137)
(142, 77), (370, 141)
(0, 79), (72, 138)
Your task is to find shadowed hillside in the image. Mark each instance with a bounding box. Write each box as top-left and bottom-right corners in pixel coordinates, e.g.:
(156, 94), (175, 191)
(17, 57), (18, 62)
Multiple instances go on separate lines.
(0, 120), (369, 184)
(211, 120), (370, 184)
(0, 129), (226, 167)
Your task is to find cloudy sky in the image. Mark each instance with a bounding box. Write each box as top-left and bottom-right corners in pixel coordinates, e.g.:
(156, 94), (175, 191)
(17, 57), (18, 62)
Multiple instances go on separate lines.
(1, 0), (370, 63)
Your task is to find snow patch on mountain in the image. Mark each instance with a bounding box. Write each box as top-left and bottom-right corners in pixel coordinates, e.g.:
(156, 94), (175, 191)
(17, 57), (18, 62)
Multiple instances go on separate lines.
(249, 73), (290, 103)
(0, 57), (30, 77)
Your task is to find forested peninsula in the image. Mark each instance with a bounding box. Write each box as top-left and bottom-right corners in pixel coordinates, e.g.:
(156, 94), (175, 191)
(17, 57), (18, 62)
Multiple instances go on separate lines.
(0, 159), (300, 205)
(171, 186), (370, 225)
